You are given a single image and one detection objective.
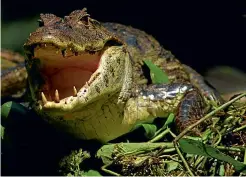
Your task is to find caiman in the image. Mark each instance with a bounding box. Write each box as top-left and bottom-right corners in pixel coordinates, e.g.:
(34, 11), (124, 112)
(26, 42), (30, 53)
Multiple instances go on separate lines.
(1, 8), (223, 143)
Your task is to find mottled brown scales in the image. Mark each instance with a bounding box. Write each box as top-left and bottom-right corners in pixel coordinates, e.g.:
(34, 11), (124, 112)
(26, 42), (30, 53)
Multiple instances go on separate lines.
(102, 22), (189, 84)
(1, 49), (25, 64)
(1, 50), (27, 97)
(1, 64), (27, 97)
(175, 90), (206, 134)
(24, 8), (122, 53)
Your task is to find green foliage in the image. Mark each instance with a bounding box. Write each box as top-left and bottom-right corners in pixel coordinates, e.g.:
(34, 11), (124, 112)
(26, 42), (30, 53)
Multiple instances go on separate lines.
(59, 149), (93, 176)
(96, 142), (174, 165)
(163, 113), (175, 127)
(219, 164), (225, 176)
(144, 60), (169, 84)
(179, 138), (246, 173)
(1, 125), (5, 140)
(1, 102), (13, 120)
(82, 169), (102, 176)
(166, 161), (179, 172)
(141, 124), (157, 139)
(1, 101), (29, 125)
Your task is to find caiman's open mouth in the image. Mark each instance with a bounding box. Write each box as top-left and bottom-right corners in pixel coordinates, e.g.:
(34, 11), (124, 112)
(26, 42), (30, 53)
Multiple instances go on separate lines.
(32, 44), (102, 105)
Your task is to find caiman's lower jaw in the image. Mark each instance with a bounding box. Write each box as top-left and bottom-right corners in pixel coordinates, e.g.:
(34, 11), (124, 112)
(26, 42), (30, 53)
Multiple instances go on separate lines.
(32, 44), (102, 108)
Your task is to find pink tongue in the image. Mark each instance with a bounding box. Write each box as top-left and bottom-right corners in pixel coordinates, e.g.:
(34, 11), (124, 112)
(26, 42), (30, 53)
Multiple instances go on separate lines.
(50, 68), (92, 99)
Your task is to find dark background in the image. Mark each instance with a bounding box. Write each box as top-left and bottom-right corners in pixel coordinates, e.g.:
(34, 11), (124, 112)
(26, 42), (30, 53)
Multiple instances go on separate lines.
(2, 1), (246, 74)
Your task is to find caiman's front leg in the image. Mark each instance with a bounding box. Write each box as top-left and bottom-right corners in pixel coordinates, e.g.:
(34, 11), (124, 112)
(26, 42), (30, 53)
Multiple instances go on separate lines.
(123, 83), (206, 134)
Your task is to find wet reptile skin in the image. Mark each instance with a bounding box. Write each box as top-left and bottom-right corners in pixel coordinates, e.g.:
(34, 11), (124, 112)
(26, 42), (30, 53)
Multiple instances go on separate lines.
(1, 8), (223, 142)
(1, 49), (27, 98)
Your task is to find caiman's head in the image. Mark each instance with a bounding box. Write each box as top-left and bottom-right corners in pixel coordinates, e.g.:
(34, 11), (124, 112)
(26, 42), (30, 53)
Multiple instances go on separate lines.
(24, 8), (132, 118)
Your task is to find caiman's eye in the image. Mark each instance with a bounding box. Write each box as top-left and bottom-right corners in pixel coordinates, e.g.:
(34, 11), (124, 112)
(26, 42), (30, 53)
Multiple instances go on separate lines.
(37, 19), (44, 27)
(78, 15), (90, 26)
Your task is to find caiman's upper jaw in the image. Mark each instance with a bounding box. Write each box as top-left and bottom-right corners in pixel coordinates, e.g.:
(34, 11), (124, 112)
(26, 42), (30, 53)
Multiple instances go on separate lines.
(27, 43), (102, 108)
(23, 8), (125, 110)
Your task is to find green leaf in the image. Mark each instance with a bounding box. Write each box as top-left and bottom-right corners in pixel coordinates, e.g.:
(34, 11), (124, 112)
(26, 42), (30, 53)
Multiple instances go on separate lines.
(179, 138), (246, 173)
(1, 101), (29, 126)
(141, 124), (157, 139)
(144, 60), (169, 84)
(82, 169), (102, 176)
(166, 161), (179, 172)
(219, 164), (225, 176)
(1, 102), (13, 120)
(96, 144), (114, 165)
(164, 113), (175, 127)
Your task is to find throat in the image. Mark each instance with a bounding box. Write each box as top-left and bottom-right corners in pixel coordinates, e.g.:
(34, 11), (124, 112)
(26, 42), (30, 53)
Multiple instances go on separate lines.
(45, 67), (93, 99)
(33, 49), (102, 101)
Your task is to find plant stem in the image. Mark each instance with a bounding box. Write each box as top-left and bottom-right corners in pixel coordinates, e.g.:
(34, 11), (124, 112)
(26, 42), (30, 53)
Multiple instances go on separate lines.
(174, 92), (246, 142)
(149, 128), (170, 143)
(173, 141), (195, 176)
(233, 124), (246, 133)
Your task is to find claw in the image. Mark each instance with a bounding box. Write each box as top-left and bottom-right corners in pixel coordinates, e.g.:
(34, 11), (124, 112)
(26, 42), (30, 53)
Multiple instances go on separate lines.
(85, 81), (89, 87)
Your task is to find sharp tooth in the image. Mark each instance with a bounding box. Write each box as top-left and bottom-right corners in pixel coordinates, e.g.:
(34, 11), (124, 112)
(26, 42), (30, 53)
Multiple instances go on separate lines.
(85, 82), (89, 87)
(73, 86), (77, 97)
(55, 89), (60, 103)
(44, 44), (47, 47)
(56, 50), (59, 54)
(41, 92), (47, 104)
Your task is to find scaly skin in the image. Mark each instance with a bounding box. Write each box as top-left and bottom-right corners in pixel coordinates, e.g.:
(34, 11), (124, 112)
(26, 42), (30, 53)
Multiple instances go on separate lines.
(2, 8), (223, 143)
(1, 49), (27, 98)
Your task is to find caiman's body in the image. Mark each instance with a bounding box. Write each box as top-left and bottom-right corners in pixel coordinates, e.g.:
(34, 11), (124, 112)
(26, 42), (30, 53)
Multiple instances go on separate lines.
(1, 8), (222, 142)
